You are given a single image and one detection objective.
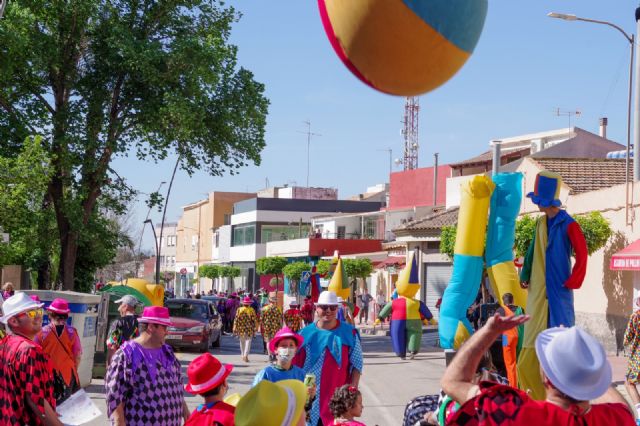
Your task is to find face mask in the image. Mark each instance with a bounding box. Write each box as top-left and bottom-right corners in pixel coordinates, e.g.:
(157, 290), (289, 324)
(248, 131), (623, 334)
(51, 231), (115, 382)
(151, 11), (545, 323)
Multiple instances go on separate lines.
(276, 347), (296, 362)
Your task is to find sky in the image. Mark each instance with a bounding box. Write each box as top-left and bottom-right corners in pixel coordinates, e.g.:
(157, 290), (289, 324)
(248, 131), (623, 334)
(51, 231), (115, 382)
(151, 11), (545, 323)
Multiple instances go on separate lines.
(114, 1), (640, 251)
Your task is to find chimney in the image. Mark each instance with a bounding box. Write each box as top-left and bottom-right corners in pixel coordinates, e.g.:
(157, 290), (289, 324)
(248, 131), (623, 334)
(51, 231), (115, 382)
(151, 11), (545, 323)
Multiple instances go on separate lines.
(599, 117), (608, 139)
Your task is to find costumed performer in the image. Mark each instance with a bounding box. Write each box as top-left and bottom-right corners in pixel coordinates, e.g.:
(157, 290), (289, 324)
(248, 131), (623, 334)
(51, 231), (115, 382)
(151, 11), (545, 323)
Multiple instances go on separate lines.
(517, 171), (587, 400)
(375, 251), (435, 360)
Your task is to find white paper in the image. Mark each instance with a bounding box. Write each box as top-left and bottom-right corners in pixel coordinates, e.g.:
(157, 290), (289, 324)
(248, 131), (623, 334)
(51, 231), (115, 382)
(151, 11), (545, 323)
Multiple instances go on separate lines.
(56, 389), (102, 426)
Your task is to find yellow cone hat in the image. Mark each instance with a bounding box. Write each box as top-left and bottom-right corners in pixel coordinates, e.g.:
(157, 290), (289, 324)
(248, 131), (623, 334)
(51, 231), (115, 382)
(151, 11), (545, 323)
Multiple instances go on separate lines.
(328, 257), (350, 300)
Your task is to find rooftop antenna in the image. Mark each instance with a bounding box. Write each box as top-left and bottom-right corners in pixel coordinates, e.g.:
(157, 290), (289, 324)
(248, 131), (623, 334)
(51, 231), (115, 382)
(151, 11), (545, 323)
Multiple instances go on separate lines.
(298, 120), (322, 188)
(377, 148), (393, 179)
(555, 107), (581, 129)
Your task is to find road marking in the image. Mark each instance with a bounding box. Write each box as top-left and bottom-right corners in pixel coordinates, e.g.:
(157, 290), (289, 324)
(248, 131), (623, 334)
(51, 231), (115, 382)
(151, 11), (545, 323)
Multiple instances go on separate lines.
(359, 378), (398, 426)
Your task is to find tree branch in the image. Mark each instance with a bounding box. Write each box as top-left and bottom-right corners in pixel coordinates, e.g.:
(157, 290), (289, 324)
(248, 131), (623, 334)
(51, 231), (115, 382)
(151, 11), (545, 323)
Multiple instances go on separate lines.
(0, 94), (37, 134)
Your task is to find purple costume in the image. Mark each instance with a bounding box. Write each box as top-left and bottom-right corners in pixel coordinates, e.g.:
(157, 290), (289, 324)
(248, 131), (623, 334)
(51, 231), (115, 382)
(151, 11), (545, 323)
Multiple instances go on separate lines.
(106, 341), (183, 425)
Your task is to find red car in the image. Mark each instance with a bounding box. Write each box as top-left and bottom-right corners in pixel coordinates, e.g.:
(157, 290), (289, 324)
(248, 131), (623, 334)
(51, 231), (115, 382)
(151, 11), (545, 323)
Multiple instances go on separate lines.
(165, 299), (222, 352)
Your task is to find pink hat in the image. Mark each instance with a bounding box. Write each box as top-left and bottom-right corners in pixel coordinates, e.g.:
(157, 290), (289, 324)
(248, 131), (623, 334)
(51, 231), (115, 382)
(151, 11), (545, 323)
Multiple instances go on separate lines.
(47, 298), (71, 314)
(138, 306), (173, 327)
(30, 295), (42, 303)
(268, 326), (304, 354)
(241, 296), (253, 305)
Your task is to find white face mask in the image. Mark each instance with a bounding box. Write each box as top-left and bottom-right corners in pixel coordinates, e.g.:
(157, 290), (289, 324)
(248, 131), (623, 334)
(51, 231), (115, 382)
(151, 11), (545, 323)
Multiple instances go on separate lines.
(276, 347), (296, 362)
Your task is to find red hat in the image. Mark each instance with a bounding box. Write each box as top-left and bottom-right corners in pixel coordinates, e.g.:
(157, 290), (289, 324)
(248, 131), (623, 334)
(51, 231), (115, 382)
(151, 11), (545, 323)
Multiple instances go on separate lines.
(47, 298), (71, 314)
(268, 326), (304, 354)
(241, 296), (253, 305)
(138, 306), (173, 327)
(185, 353), (233, 395)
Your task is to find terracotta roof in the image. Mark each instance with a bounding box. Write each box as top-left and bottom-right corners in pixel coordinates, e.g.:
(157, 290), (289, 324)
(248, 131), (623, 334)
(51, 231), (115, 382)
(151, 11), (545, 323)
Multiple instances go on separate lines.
(395, 207), (459, 232)
(450, 147), (530, 168)
(532, 158), (631, 194)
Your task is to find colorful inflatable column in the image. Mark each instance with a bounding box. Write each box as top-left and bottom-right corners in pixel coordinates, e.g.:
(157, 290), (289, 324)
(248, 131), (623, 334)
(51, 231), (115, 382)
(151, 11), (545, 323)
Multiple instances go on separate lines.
(484, 172), (525, 388)
(439, 175), (494, 349)
(318, 0), (488, 96)
(485, 172), (526, 308)
(376, 252), (433, 359)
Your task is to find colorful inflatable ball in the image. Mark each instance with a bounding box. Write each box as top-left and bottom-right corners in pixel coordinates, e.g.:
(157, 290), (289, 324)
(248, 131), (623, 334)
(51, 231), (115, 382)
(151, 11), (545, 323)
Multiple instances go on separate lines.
(317, 0), (489, 96)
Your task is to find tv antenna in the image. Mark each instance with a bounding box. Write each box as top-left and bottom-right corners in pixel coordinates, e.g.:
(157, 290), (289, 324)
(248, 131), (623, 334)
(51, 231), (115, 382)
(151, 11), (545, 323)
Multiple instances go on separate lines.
(555, 107), (581, 129)
(298, 121), (322, 188)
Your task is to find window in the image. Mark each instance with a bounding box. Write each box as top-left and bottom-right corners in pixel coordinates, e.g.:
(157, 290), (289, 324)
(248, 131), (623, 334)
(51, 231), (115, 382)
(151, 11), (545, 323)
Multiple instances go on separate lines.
(232, 224), (256, 246)
(191, 235), (198, 251)
(224, 214), (231, 225)
(337, 226), (346, 239)
(363, 217), (378, 239)
(260, 224), (309, 243)
(166, 235), (176, 247)
(214, 231), (220, 248)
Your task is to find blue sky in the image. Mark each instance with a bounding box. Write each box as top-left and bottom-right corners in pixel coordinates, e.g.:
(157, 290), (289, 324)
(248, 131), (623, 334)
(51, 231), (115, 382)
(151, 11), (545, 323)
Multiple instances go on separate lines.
(114, 1), (640, 251)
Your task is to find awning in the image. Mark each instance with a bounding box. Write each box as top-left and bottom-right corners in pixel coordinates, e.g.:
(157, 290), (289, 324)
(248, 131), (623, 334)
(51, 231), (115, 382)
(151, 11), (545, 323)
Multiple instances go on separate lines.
(610, 239), (640, 271)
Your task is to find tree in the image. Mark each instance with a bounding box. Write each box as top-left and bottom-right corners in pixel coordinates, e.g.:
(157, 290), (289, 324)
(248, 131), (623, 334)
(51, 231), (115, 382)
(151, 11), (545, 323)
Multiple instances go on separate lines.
(0, 1), (269, 290)
(315, 259), (332, 276)
(219, 265), (241, 292)
(199, 264), (221, 290)
(256, 256), (288, 295)
(344, 258), (373, 300)
(283, 261), (311, 296)
(439, 225), (457, 259)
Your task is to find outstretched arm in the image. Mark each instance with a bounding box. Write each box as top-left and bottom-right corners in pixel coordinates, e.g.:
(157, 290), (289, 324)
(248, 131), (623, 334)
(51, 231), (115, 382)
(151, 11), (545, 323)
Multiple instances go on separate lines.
(565, 221), (587, 289)
(441, 313), (530, 405)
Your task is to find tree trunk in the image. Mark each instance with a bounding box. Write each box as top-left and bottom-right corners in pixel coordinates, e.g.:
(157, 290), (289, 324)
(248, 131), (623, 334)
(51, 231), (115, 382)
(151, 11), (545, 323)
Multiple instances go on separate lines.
(36, 261), (50, 290)
(58, 231), (79, 291)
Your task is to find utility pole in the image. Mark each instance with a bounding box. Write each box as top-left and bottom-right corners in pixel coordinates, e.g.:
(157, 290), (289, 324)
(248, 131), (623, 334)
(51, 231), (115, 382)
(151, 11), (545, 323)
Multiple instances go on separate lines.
(377, 148), (393, 179)
(299, 121), (321, 188)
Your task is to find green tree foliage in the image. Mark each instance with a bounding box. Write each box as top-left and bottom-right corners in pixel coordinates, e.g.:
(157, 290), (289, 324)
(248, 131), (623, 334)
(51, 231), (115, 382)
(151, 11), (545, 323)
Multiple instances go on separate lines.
(514, 215), (537, 258)
(219, 266), (241, 279)
(574, 212), (613, 255)
(199, 264), (221, 280)
(315, 260), (331, 276)
(0, 1), (269, 290)
(343, 258), (373, 298)
(439, 225), (457, 259)
(283, 262), (312, 283)
(256, 257), (288, 276)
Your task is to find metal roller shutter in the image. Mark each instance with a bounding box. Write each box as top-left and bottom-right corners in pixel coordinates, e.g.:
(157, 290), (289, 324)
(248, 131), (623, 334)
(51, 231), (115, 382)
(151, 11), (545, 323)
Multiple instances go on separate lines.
(422, 263), (452, 321)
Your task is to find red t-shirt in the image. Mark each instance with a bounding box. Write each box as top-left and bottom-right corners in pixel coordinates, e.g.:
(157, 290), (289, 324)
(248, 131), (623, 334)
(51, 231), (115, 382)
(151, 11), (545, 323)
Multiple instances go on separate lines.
(184, 400), (235, 426)
(449, 381), (635, 426)
(0, 335), (56, 426)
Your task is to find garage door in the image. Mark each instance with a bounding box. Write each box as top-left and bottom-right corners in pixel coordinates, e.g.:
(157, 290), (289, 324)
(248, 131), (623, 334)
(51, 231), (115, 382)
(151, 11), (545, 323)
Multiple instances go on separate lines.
(422, 263), (452, 321)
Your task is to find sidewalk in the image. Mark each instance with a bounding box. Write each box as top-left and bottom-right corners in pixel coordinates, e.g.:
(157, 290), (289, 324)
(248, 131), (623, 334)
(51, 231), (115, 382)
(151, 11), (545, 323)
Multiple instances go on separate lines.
(356, 321), (438, 336)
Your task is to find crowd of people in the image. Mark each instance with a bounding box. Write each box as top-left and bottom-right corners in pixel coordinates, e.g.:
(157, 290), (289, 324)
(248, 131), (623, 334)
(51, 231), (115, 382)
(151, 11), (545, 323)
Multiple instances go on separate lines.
(2, 279), (640, 425)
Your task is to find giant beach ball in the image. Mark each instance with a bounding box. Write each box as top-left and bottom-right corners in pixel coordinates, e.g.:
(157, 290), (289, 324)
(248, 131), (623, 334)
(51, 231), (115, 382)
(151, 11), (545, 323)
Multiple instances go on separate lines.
(318, 0), (488, 96)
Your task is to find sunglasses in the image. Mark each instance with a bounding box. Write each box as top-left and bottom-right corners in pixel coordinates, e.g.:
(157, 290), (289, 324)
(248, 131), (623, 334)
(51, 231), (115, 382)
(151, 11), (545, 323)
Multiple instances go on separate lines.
(317, 305), (338, 312)
(52, 314), (69, 320)
(20, 308), (44, 319)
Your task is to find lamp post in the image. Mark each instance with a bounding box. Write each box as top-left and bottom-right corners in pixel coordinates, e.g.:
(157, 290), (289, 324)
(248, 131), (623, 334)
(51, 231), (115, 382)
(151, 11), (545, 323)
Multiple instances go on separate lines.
(144, 219), (160, 283)
(135, 181), (166, 277)
(548, 11), (636, 224)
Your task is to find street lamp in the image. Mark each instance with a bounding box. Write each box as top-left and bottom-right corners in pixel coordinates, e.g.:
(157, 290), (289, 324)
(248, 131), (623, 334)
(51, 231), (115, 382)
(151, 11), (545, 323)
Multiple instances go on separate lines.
(144, 219), (161, 284)
(548, 11), (636, 223)
(135, 181), (166, 277)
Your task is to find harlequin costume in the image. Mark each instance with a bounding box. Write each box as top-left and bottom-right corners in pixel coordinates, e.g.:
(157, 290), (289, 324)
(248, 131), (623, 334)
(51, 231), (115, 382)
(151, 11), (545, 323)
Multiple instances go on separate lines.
(0, 293), (56, 426)
(106, 307), (184, 426)
(624, 300), (640, 384)
(294, 291), (363, 426)
(184, 353), (235, 426)
(260, 300), (283, 344)
(517, 172), (587, 400)
(34, 298), (82, 403)
(377, 252), (434, 359)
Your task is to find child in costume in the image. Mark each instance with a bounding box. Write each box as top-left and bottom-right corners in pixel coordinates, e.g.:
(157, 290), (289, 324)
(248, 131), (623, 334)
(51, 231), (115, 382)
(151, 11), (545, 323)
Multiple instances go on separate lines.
(375, 252), (435, 359)
(330, 385), (366, 426)
(252, 327), (306, 385)
(184, 353), (235, 426)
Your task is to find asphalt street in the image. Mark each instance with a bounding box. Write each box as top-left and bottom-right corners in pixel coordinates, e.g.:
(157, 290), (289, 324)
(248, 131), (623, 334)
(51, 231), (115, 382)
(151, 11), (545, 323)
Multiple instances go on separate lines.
(86, 330), (444, 425)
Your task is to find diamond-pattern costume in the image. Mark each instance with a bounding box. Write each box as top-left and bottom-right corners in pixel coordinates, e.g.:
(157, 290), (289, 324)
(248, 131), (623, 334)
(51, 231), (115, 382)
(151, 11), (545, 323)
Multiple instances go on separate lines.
(106, 341), (184, 426)
(0, 334), (56, 426)
(284, 307), (304, 332)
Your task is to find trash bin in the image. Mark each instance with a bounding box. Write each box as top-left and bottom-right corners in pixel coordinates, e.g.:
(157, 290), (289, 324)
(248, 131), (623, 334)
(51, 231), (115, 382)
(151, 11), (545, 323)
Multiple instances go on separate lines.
(25, 290), (101, 388)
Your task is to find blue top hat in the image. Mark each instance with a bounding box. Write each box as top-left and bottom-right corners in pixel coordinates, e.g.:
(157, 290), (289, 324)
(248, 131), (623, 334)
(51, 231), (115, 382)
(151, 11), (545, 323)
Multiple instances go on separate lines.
(527, 171), (562, 207)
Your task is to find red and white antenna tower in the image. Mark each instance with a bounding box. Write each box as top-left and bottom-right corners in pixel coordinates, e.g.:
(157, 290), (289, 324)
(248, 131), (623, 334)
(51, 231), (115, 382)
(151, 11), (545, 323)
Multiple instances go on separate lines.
(402, 97), (419, 170)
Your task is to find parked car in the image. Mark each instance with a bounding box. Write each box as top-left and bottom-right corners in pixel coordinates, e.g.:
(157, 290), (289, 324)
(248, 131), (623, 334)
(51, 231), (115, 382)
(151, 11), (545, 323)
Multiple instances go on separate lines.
(165, 298), (222, 352)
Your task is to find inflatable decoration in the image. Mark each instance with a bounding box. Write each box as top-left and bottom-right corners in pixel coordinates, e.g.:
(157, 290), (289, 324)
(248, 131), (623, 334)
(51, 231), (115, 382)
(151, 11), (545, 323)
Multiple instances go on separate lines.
(439, 175), (494, 349)
(377, 251), (434, 359)
(328, 256), (351, 301)
(485, 173), (526, 309)
(108, 278), (164, 306)
(317, 0), (489, 96)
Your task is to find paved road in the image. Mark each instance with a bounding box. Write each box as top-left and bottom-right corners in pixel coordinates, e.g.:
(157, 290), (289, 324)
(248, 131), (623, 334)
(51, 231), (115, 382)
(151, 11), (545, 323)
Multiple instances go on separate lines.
(86, 331), (444, 425)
